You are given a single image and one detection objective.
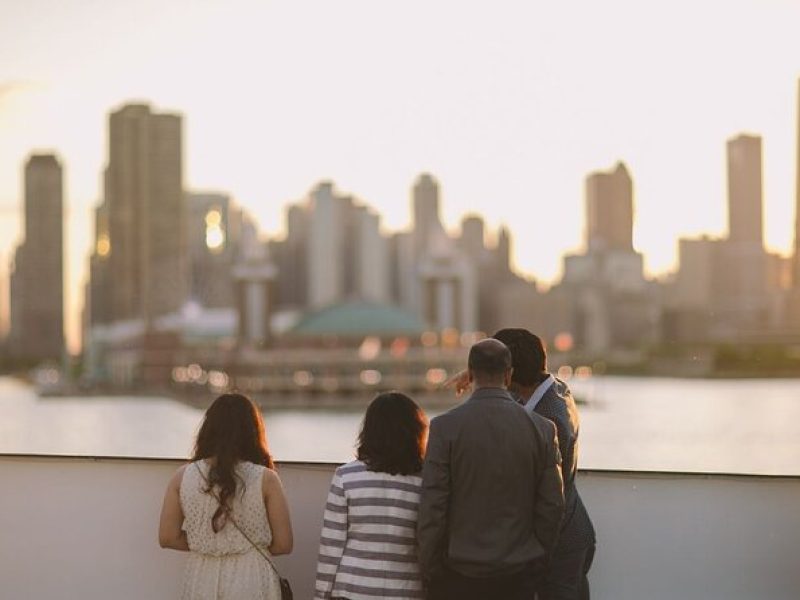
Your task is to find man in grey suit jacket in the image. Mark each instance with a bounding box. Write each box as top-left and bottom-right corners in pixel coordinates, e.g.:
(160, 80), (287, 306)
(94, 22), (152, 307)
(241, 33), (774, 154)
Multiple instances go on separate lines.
(417, 338), (565, 600)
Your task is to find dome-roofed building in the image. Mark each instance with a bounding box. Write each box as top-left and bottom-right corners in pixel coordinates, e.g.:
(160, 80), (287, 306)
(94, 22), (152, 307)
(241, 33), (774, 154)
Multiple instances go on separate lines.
(287, 301), (426, 343)
(240, 300), (463, 397)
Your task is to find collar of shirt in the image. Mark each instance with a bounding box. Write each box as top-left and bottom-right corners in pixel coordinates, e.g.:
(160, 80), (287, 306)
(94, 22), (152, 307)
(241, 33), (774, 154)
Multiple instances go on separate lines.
(524, 374), (555, 413)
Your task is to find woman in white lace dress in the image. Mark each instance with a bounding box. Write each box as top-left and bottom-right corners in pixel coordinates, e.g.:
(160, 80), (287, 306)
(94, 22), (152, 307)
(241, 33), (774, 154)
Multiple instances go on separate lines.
(159, 393), (293, 599)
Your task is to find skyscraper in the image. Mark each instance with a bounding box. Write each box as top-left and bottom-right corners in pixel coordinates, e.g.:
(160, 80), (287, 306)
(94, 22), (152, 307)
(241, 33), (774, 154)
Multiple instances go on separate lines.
(233, 237), (277, 347)
(88, 198), (111, 326)
(496, 225), (512, 272)
(459, 215), (486, 260)
(355, 207), (390, 303)
(793, 80), (800, 286)
(186, 192), (242, 309)
(308, 182), (345, 308)
(282, 204), (309, 307)
(104, 103), (186, 323)
(585, 162), (634, 252)
(389, 231), (419, 312)
(8, 154), (64, 361)
(412, 173), (445, 253)
(727, 134), (763, 245)
(553, 161), (655, 353)
(306, 182), (392, 308)
(418, 248), (478, 333)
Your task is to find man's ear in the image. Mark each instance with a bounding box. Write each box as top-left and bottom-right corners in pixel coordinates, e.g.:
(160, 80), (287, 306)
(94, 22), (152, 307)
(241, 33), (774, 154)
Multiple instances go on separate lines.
(504, 368), (514, 389)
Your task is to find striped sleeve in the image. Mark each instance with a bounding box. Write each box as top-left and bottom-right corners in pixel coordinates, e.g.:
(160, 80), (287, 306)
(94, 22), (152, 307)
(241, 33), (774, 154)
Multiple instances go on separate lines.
(315, 468), (348, 599)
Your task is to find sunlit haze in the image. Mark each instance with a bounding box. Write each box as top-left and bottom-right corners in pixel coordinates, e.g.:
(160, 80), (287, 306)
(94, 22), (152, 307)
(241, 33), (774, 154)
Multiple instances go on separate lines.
(1, 0), (800, 353)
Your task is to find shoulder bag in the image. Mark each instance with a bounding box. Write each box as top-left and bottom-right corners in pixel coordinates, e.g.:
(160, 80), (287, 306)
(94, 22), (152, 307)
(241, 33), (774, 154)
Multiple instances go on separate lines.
(229, 516), (293, 600)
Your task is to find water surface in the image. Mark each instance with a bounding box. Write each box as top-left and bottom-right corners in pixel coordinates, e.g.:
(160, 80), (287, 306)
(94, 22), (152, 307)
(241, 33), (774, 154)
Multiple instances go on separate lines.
(2, 376), (798, 475)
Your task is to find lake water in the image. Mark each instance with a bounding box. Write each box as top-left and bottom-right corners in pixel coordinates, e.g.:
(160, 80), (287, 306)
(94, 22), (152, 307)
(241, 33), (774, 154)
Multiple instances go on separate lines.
(1, 375), (799, 475)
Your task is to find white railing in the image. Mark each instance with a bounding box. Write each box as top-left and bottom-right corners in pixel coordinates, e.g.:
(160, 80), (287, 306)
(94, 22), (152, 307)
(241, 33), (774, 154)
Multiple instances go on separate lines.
(0, 455), (798, 599)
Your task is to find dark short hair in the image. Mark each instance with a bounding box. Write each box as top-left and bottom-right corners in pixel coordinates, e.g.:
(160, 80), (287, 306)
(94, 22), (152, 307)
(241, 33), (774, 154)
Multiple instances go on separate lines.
(468, 338), (512, 379)
(492, 328), (548, 386)
(357, 392), (428, 476)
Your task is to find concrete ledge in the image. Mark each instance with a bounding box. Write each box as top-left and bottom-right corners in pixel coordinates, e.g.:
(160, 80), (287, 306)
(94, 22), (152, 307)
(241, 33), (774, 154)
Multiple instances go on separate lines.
(1, 455), (798, 599)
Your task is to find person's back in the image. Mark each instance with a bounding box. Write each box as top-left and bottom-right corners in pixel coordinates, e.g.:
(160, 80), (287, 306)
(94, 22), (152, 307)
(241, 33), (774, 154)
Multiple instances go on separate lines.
(315, 392), (428, 600)
(180, 460), (280, 598)
(427, 388), (562, 574)
(417, 339), (564, 600)
(182, 460), (270, 554)
(158, 393), (293, 600)
(316, 460), (424, 599)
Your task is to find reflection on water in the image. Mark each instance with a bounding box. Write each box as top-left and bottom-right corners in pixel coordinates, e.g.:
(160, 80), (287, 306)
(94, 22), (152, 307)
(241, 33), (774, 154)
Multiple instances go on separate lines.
(2, 376), (799, 475)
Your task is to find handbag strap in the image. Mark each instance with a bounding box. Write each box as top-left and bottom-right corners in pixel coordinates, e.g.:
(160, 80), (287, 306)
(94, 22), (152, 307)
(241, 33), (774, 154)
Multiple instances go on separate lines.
(193, 462), (285, 578)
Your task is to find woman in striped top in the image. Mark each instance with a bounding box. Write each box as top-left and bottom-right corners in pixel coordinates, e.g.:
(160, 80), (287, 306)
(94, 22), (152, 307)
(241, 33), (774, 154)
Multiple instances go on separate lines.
(315, 392), (429, 600)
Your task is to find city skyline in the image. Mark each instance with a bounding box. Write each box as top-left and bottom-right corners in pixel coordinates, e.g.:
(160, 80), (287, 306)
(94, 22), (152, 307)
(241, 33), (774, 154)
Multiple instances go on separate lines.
(2, 104), (800, 354)
(2, 0), (800, 353)
(71, 105), (800, 387)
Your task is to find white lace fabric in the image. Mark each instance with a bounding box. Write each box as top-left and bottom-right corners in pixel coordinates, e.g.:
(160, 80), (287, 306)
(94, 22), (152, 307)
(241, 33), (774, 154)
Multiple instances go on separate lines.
(179, 460), (281, 599)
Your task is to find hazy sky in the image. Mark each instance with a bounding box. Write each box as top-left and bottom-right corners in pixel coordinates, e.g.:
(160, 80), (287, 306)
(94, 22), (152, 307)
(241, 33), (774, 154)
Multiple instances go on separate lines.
(1, 0), (799, 353)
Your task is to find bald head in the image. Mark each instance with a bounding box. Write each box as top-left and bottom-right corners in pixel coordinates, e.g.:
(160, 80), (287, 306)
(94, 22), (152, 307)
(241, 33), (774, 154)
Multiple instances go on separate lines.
(468, 338), (513, 388)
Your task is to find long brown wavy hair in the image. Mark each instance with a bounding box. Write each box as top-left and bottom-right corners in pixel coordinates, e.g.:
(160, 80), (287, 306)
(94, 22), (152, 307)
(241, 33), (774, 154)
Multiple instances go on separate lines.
(191, 393), (274, 532)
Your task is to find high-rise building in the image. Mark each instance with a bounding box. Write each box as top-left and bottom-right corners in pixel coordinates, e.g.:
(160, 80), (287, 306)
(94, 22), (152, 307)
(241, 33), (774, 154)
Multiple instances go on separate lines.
(389, 231), (419, 312)
(103, 103), (186, 323)
(234, 238), (277, 347)
(719, 134), (769, 330)
(306, 182), (392, 309)
(667, 132), (776, 338)
(496, 225), (512, 272)
(88, 199), (112, 326)
(727, 134), (763, 245)
(340, 196), (360, 296)
(8, 154), (64, 361)
(671, 237), (722, 310)
(585, 162), (634, 252)
(281, 204), (309, 307)
(419, 248), (478, 333)
(8, 249), (25, 347)
(308, 182), (345, 308)
(666, 232), (773, 340)
(412, 173), (445, 253)
(549, 161), (657, 353)
(793, 81), (800, 286)
(355, 207), (390, 303)
(186, 192), (243, 309)
(459, 215), (486, 261)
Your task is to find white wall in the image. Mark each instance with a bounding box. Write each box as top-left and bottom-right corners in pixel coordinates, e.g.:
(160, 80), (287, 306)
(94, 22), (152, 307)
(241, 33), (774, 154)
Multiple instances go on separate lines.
(581, 470), (800, 600)
(1, 456), (798, 600)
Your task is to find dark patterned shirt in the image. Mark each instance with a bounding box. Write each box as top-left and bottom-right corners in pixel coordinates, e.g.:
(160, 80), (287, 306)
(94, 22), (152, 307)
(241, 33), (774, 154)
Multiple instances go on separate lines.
(526, 377), (596, 550)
